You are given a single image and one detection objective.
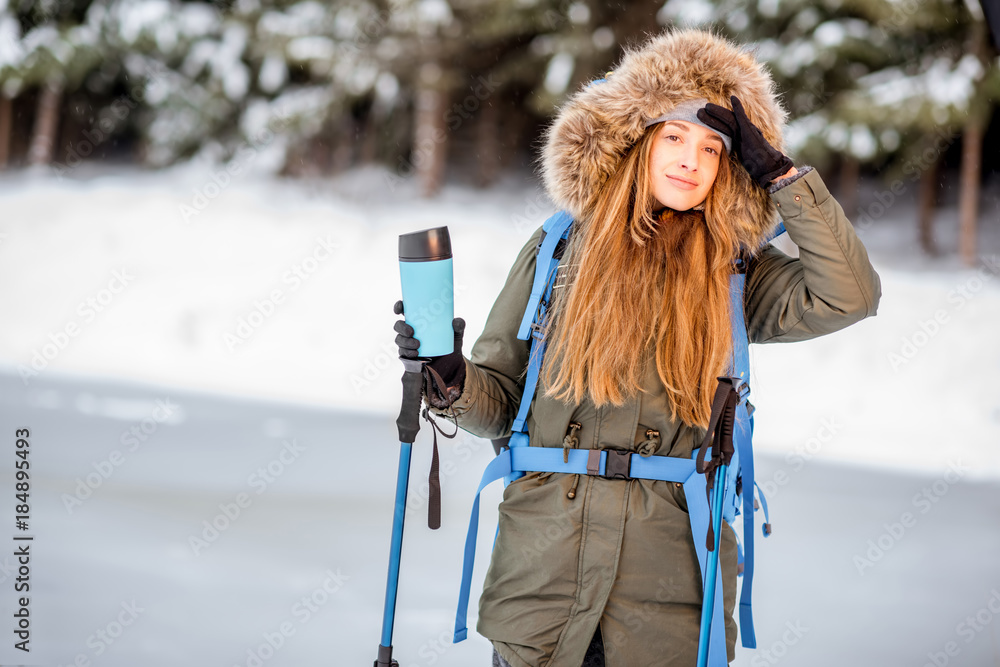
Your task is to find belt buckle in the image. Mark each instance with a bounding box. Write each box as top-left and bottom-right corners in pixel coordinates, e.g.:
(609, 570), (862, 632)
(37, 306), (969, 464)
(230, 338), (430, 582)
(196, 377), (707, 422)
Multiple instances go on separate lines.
(529, 318), (548, 341)
(733, 378), (750, 403)
(603, 449), (631, 480)
(586, 448), (632, 480)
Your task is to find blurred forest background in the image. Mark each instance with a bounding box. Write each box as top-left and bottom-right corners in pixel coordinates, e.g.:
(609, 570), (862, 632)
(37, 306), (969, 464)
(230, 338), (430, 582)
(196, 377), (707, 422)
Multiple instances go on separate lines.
(1, 0), (998, 262)
(1, 6), (999, 665)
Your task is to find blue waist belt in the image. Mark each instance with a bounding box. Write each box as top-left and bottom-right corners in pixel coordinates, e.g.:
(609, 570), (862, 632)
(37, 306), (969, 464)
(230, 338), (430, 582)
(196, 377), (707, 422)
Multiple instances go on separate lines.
(453, 445), (756, 667)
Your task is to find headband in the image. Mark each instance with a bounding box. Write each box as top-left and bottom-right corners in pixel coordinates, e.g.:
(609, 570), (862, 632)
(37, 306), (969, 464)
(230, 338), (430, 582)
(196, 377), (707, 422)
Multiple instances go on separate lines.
(644, 97), (732, 154)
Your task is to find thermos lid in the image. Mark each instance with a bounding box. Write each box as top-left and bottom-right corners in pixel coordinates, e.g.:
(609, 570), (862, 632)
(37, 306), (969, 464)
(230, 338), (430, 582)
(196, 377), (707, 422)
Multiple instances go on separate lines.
(399, 226), (452, 261)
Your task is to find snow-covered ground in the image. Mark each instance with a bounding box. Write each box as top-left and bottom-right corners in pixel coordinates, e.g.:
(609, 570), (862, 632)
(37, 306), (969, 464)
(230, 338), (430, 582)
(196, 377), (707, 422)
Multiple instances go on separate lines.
(1, 368), (997, 667)
(0, 161), (998, 666)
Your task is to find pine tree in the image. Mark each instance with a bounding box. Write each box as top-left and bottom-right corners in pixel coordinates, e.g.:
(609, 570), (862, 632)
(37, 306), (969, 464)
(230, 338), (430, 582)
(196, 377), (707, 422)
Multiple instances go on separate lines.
(0, 0), (104, 169)
(688, 0), (900, 217)
(831, 0), (1000, 262)
(685, 0), (999, 260)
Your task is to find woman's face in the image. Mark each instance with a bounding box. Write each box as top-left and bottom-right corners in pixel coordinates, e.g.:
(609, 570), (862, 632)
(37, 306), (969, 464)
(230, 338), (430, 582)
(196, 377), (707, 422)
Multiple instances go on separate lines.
(647, 120), (724, 212)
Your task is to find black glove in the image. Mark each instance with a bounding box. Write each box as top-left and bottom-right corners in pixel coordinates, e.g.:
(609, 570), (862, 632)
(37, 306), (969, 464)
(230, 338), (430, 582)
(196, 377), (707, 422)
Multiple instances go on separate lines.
(697, 95), (794, 188)
(393, 300), (467, 410)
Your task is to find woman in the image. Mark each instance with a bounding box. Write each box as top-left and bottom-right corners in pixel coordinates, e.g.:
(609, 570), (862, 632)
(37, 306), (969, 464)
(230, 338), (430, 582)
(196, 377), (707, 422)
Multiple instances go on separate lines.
(394, 28), (880, 667)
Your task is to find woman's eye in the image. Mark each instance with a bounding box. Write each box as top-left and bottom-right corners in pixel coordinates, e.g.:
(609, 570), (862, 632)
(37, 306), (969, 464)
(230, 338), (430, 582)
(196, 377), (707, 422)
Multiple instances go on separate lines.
(666, 134), (680, 142)
(704, 146), (718, 155)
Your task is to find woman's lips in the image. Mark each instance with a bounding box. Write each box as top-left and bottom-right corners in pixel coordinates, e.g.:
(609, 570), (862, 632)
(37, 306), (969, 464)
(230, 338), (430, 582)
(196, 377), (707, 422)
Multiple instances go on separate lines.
(667, 175), (698, 190)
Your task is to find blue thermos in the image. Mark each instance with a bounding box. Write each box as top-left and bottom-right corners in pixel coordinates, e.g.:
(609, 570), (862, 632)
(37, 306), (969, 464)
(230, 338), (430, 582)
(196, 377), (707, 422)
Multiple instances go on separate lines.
(398, 226), (454, 358)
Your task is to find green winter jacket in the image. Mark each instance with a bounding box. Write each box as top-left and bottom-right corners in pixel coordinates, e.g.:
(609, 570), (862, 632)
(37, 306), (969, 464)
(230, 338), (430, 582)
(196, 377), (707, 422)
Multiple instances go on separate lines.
(436, 167), (881, 666)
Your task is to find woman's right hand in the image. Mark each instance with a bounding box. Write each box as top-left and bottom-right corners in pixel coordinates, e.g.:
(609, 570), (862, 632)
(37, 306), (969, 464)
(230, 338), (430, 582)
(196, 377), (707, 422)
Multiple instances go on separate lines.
(393, 299), (423, 361)
(393, 300), (467, 409)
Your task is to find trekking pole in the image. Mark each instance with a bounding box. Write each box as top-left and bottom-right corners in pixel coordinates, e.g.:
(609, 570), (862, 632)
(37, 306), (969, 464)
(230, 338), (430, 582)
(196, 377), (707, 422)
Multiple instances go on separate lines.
(375, 358), (425, 667)
(695, 376), (740, 667)
(376, 227), (455, 667)
(696, 464), (727, 667)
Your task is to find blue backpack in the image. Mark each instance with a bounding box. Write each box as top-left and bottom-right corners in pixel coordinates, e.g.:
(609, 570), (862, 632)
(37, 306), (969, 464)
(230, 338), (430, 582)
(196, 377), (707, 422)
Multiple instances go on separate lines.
(452, 211), (784, 665)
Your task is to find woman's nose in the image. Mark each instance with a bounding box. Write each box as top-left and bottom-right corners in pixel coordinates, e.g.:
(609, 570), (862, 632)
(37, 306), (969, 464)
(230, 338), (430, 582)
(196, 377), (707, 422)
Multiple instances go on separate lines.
(677, 145), (700, 171)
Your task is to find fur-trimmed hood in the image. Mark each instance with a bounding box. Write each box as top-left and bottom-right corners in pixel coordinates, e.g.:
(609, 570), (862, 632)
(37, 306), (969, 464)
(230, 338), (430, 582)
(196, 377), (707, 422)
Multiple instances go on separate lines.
(538, 28), (789, 251)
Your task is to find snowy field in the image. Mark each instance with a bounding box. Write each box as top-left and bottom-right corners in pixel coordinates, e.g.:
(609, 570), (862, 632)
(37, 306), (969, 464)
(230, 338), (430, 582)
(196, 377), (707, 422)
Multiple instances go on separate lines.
(0, 161), (998, 666)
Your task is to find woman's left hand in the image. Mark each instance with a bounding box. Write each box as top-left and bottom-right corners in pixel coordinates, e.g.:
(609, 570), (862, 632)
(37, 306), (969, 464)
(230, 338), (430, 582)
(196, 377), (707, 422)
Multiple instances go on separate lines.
(697, 95), (794, 188)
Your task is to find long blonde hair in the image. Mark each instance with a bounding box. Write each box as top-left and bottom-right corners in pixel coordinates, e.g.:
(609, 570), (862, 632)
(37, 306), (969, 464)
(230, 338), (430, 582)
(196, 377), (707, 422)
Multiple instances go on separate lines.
(539, 125), (744, 428)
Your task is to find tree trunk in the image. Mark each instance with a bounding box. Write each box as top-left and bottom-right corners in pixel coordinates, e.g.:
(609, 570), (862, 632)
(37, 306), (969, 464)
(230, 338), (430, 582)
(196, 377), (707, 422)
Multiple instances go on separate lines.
(476, 100), (499, 188)
(838, 154), (859, 221)
(958, 115), (984, 266)
(28, 79), (64, 167)
(330, 114), (352, 174)
(959, 20), (989, 267)
(415, 65), (448, 197)
(280, 142), (307, 178)
(917, 152), (939, 256)
(0, 96), (11, 169)
(359, 106), (379, 165)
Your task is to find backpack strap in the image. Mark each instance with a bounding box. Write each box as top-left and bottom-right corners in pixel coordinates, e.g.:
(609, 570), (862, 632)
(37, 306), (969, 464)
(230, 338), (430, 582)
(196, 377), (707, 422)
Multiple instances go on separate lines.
(730, 219), (785, 647)
(455, 210), (577, 642)
(516, 211), (574, 342)
(729, 270), (759, 648)
(504, 211), (574, 485)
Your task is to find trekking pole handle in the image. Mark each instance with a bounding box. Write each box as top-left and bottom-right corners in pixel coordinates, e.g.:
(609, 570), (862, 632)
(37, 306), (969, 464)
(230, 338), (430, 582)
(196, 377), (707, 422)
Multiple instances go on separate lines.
(396, 359), (426, 444)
